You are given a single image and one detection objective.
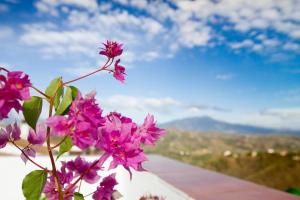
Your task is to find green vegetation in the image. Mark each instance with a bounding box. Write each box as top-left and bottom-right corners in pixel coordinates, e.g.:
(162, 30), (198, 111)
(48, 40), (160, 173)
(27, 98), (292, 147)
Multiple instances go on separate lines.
(145, 129), (300, 190)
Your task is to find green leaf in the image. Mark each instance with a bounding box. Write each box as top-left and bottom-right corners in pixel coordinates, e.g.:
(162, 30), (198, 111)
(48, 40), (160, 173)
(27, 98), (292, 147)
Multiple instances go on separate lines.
(69, 86), (78, 99)
(45, 77), (62, 97)
(45, 77), (63, 110)
(56, 87), (72, 115)
(56, 86), (78, 115)
(74, 192), (85, 200)
(54, 86), (64, 110)
(23, 96), (43, 130)
(22, 170), (48, 200)
(56, 136), (73, 160)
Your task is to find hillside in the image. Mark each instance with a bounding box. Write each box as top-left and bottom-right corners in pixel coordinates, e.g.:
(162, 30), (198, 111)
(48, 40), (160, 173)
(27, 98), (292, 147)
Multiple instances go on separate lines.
(161, 116), (300, 135)
(145, 129), (300, 190)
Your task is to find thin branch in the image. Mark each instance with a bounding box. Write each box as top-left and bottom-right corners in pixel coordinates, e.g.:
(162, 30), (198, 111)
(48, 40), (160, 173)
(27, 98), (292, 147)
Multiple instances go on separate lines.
(65, 159), (100, 194)
(11, 141), (50, 172)
(63, 58), (112, 86)
(47, 89), (64, 200)
(31, 85), (50, 99)
(84, 191), (95, 198)
(0, 67), (9, 72)
(78, 179), (83, 193)
(51, 136), (68, 149)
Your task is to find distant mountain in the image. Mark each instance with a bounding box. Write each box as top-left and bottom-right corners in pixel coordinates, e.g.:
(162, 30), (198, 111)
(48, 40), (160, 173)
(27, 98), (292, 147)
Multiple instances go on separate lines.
(161, 116), (300, 135)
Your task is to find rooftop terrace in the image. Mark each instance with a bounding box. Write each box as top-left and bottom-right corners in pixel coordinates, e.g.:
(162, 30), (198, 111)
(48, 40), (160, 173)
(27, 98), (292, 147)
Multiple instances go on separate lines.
(145, 155), (300, 200)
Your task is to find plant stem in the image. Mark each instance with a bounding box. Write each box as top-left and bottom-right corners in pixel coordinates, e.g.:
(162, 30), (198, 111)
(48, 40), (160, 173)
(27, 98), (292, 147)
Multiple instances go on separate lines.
(84, 191), (95, 198)
(46, 58), (113, 198)
(31, 85), (50, 99)
(78, 179), (82, 193)
(51, 135), (68, 149)
(11, 141), (50, 172)
(0, 67), (9, 72)
(47, 92), (64, 200)
(65, 158), (100, 194)
(63, 58), (112, 86)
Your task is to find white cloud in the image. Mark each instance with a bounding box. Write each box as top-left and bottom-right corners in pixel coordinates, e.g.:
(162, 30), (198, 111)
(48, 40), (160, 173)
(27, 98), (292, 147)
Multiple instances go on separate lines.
(270, 53), (291, 62)
(283, 42), (300, 51)
(262, 39), (280, 47)
(101, 95), (181, 113)
(130, 0), (147, 9)
(20, 27), (99, 57)
(141, 51), (160, 61)
(16, 0), (300, 63)
(186, 105), (230, 113)
(21, 28), (98, 46)
(173, 0), (300, 54)
(21, 6), (167, 62)
(252, 44), (263, 52)
(0, 26), (13, 39)
(193, 107), (300, 130)
(261, 108), (300, 119)
(230, 39), (254, 49)
(290, 30), (300, 38)
(224, 109), (300, 130)
(216, 73), (235, 81)
(35, 0), (98, 16)
(235, 108), (300, 130)
(155, 0), (299, 53)
(229, 37), (281, 53)
(99, 94), (229, 123)
(260, 8), (280, 20)
(177, 21), (211, 47)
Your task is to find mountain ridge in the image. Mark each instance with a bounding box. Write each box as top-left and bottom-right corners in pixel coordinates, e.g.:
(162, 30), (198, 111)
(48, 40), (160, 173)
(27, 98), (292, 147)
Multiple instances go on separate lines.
(160, 116), (300, 135)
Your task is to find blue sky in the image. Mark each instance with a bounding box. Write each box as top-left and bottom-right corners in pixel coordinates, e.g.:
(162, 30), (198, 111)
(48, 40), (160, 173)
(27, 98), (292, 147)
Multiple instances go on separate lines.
(1, 0), (300, 130)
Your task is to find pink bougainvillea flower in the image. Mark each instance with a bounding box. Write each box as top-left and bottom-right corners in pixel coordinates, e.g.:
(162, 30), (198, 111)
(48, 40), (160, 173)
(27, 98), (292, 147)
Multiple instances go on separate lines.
(47, 91), (105, 149)
(0, 122), (21, 149)
(11, 122), (21, 140)
(99, 41), (123, 58)
(96, 112), (147, 175)
(71, 121), (95, 149)
(69, 91), (105, 130)
(92, 173), (118, 200)
(0, 70), (31, 119)
(0, 128), (9, 149)
(44, 162), (75, 200)
(44, 179), (75, 200)
(66, 156), (101, 184)
(20, 147), (36, 164)
(47, 117), (95, 149)
(46, 116), (73, 136)
(113, 59), (125, 83)
(139, 114), (166, 145)
(6, 71), (31, 99)
(4, 122), (21, 141)
(0, 99), (22, 120)
(27, 123), (47, 145)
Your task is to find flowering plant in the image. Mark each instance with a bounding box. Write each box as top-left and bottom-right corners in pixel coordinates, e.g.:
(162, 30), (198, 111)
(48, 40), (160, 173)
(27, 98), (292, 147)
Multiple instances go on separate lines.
(0, 41), (165, 200)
